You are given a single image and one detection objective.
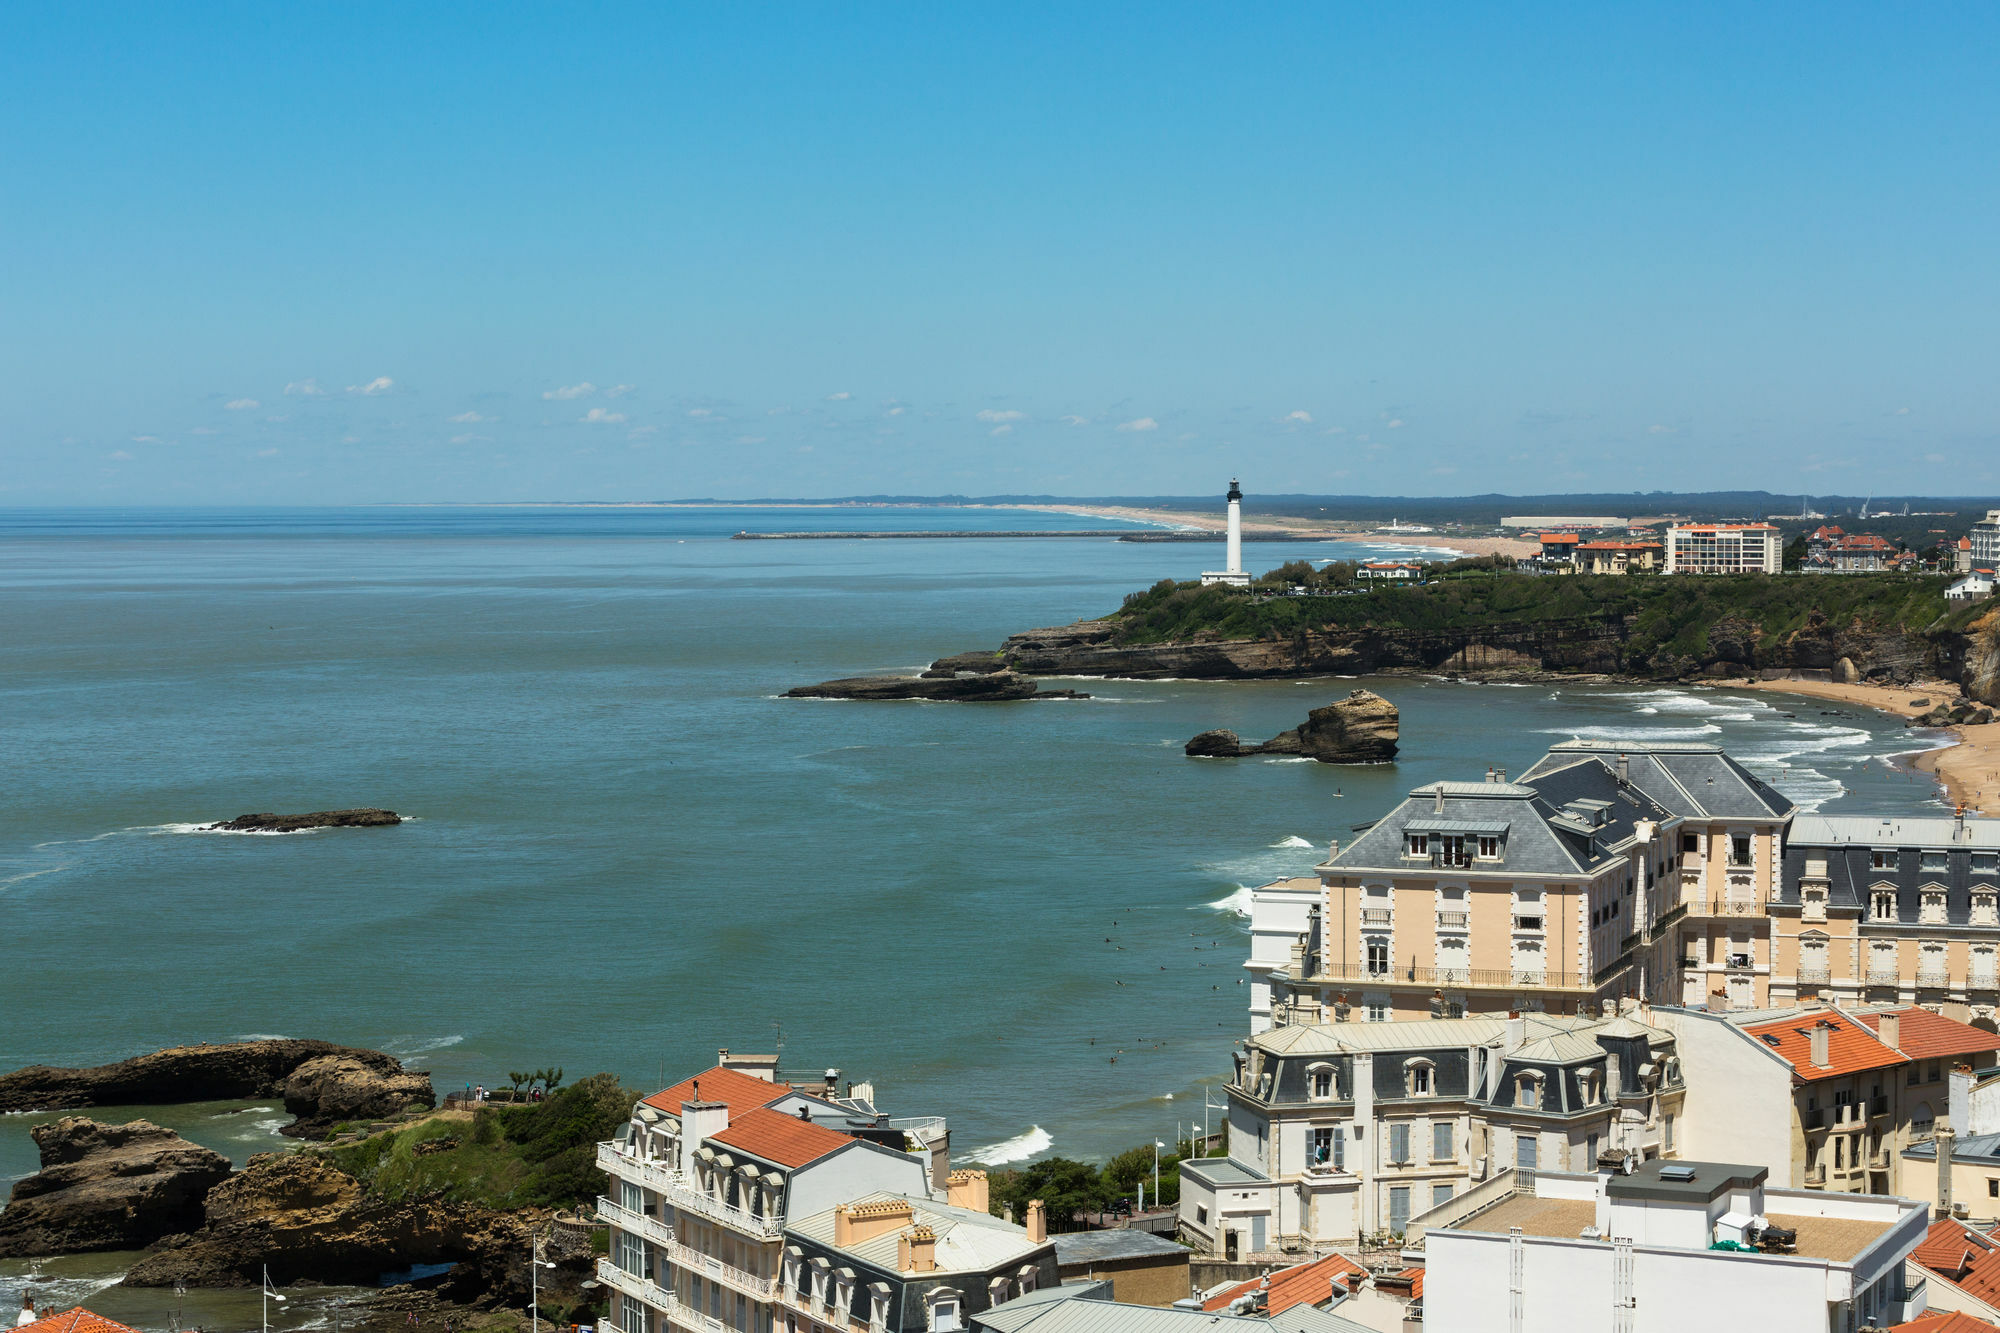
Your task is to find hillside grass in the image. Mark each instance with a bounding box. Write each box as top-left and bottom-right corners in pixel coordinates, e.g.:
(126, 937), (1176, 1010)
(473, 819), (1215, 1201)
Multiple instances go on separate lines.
(1110, 572), (1970, 666)
(324, 1072), (639, 1209)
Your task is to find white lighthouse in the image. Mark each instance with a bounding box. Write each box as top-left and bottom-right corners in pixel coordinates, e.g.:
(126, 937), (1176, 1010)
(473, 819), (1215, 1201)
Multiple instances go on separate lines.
(1200, 478), (1251, 587)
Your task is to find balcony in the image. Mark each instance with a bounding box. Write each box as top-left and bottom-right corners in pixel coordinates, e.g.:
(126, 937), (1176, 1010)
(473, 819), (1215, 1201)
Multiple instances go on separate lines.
(1436, 910), (1469, 929)
(596, 1143), (782, 1238)
(1690, 898), (1763, 918)
(1866, 966), (1901, 986)
(1973, 971), (2000, 992)
(667, 1239), (773, 1299)
(597, 1196), (676, 1250)
(1803, 1109), (1825, 1131)
(1797, 964), (1832, 985)
(1513, 916), (1545, 933)
(1917, 968), (1951, 989)
(596, 1258), (678, 1315)
(1832, 1103), (1865, 1128)
(1362, 907), (1394, 926)
(1872, 1095), (1891, 1119)
(1304, 962), (1588, 991)
(888, 1115), (949, 1149)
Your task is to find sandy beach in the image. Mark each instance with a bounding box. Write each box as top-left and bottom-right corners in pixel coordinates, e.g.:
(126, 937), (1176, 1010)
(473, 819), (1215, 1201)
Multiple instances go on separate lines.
(1741, 677), (1998, 815)
(1004, 503), (1540, 559)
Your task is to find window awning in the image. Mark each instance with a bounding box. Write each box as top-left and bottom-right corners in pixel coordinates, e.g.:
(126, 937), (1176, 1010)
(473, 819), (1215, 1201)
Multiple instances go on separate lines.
(1407, 819), (1511, 835)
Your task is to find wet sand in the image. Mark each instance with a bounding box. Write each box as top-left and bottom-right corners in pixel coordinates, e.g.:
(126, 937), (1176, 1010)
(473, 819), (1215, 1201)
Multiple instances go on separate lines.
(1741, 678), (1998, 814)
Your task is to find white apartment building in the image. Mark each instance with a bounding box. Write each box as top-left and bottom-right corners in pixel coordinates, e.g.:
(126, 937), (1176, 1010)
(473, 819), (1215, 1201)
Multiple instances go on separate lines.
(1971, 510), (2000, 568)
(1664, 523), (1783, 574)
(598, 1059), (993, 1333)
(1417, 1159), (1929, 1333)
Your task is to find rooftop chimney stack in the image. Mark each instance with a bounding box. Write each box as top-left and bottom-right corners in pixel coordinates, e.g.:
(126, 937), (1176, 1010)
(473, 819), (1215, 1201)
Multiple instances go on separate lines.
(1617, 753), (1630, 785)
(1025, 1199), (1047, 1244)
(1808, 1021), (1831, 1070)
(1939, 1123), (1958, 1214)
(1879, 1011), (1901, 1051)
(680, 1100), (731, 1176)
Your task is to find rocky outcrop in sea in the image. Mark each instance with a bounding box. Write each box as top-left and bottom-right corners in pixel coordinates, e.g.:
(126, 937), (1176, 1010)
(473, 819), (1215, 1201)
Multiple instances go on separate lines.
(0, 1118), (232, 1257)
(0, 1039), (435, 1136)
(205, 809), (401, 832)
(783, 670), (1087, 701)
(1185, 689), (1400, 763)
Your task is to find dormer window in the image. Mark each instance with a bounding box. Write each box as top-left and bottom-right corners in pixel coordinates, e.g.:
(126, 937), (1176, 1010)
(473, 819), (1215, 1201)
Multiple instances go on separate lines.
(1872, 849), (1897, 871)
(1516, 1072), (1543, 1110)
(1309, 1064), (1337, 1100)
(1922, 889), (1947, 925)
(1478, 834), (1501, 859)
(1406, 1059), (1435, 1096)
(1974, 853), (1998, 879)
(1975, 891), (1998, 927)
(1923, 850), (1950, 873)
(1406, 833), (1429, 858)
(1581, 1069), (1604, 1106)
(1872, 889), (1898, 923)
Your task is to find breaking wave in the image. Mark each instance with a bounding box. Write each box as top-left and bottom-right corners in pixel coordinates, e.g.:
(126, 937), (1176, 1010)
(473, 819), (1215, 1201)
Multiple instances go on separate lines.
(965, 1125), (1052, 1166)
(1205, 885), (1255, 918)
(1272, 836), (1316, 849)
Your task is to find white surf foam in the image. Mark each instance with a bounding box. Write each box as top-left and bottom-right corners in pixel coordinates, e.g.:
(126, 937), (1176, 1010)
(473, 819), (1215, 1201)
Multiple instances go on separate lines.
(1205, 885), (1255, 917)
(1272, 836), (1316, 849)
(145, 822), (321, 837)
(235, 1033), (292, 1041)
(1540, 723), (1724, 741)
(385, 1034), (465, 1056)
(966, 1125), (1052, 1166)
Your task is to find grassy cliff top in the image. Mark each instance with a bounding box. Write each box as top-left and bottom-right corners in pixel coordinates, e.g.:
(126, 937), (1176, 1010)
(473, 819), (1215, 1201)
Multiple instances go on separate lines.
(1109, 569), (1973, 658)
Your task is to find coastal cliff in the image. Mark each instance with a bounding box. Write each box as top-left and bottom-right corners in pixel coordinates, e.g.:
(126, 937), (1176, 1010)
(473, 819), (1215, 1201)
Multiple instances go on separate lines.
(0, 1118), (233, 1257)
(975, 575), (1997, 694)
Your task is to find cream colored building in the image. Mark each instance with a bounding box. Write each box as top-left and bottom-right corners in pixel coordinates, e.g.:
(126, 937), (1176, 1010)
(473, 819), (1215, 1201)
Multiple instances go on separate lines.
(1663, 522), (1782, 574)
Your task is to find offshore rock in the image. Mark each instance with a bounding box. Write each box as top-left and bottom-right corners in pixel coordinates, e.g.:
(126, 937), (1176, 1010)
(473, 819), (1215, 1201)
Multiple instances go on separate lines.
(0, 1118), (232, 1257)
(1185, 690), (1400, 763)
(0, 1040), (435, 1136)
(281, 1055), (438, 1140)
(784, 671), (1084, 701)
(205, 809), (401, 832)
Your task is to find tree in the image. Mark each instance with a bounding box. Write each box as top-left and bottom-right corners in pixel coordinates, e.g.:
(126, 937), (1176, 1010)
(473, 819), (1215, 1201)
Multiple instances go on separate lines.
(1782, 534), (1809, 571)
(985, 1157), (1109, 1228)
(1259, 560), (1316, 586)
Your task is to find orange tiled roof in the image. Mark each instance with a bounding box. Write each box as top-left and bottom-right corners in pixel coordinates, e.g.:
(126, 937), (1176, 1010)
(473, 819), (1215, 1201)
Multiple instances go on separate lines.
(1893, 1311), (2000, 1333)
(18, 1311), (146, 1333)
(1913, 1217), (2000, 1306)
(1399, 1267), (1425, 1300)
(1962, 538), (1974, 550)
(1201, 1252), (1366, 1315)
(1854, 1008), (2000, 1064)
(641, 1065), (793, 1116)
(1538, 533), (1580, 544)
(708, 1105), (854, 1168)
(1576, 541), (1660, 551)
(1739, 1010), (1904, 1082)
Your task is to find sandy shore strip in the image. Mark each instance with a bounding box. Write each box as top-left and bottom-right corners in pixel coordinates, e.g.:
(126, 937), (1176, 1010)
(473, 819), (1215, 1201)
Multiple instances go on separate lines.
(1000, 503), (1538, 558)
(1740, 677), (1998, 814)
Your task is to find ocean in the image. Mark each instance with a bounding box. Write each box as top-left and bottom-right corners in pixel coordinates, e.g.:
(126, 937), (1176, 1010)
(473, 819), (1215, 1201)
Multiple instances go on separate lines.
(0, 505), (1954, 1213)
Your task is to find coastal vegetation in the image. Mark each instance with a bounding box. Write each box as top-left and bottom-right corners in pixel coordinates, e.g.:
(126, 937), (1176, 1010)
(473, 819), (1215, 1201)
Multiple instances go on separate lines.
(984, 1136), (1218, 1224)
(325, 1072), (638, 1210)
(1113, 568), (1973, 668)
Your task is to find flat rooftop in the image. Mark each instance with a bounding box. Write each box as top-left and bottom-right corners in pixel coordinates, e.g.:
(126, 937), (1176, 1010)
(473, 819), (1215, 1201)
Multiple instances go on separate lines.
(1449, 1195), (1889, 1263)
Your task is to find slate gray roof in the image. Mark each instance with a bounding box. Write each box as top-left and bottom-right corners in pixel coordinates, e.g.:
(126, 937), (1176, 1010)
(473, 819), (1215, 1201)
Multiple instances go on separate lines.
(1522, 740), (1795, 821)
(1253, 1011), (1650, 1064)
(1050, 1230), (1191, 1264)
(973, 1294), (1372, 1333)
(1793, 813), (2000, 849)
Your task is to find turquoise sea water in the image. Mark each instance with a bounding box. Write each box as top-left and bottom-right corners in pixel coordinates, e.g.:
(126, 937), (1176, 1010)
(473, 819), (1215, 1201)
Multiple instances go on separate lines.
(0, 506), (1955, 1204)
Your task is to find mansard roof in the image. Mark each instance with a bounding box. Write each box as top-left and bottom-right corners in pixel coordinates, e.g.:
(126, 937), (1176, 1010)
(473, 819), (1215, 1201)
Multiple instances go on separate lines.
(1522, 740), (1795, 822)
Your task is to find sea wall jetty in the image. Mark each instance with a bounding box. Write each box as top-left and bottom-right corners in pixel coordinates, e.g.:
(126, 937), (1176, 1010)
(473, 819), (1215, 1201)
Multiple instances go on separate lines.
(0, 1039), (435, 1136)
(0, 1118), (232, 1257)
(205, 808), (401, 832)
(1186, 689), (1399, 762)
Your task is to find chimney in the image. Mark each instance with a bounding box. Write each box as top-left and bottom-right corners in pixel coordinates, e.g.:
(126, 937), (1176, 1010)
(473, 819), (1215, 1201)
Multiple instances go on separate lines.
(1026, 1199), (1047, 1244)
(898, 1225), (938, 1274)
(1939, 1123), (1958, 1214)
(679, 1100), (730, 1177)
(1505, 1012), (1526, 1052)
(1808, 1021), (1832, 1070)
(834, 1203), (855, 1247)
(1878, 1011), (1901, 1052)
(947, 1169), (990, 1214)
(1617, 753), (1630, 785)
(1434, 785), (1445, 815)
(1604, 1048), (1623, 1100)
(843, 1199), (918, 1246)
(824, 1068), (840, 1097)
(1953, 1064), (1976, 1137)
(1003, 1203), (1014, 1225)
(1497, 767), (1507, 784)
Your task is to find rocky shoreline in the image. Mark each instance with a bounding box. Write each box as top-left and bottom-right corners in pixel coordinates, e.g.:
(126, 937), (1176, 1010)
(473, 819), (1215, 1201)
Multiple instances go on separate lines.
(784, 669), (1089, 701)
(1186, 689), (1399, 763)
(205, 808), (401, 832)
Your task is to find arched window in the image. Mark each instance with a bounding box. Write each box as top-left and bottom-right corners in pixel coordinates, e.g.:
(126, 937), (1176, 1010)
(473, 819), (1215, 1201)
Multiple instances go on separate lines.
(1516, 1072), (1543, 1110)
(1307, 1062), (1338, 1100)
(1912, 1104), (1937, 1139)
(1405, 1058), (1436, 1097)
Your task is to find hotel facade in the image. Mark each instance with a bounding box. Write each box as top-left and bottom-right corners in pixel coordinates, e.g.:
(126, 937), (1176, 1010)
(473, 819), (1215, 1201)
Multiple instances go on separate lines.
(1663, 522), (1783, 574)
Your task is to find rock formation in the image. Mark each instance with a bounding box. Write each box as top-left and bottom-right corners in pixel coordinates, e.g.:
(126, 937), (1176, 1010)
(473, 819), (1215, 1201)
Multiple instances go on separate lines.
(0, 1040), (435, 1136)
(122, 1153), (591, 1299)
(205, 809), (401, 832)
(0, 1118), (232, 1257)
(783, 671), (1087, 701)
(1184, 690), (1400, 763)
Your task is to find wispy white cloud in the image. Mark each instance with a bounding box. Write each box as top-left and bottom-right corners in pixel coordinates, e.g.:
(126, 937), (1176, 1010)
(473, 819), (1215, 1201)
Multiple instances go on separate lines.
(687, 408), (713, 418)
(1647, 424), (1675, 435)
(1925, 452), (1945, 463)
(110, 449), (134, 460)
(1323, 426), (1345, 436)
(1115, 417), (1158, 432)
(1896, 406), (1912, 415)
(283, 378), (327, 396)
(1282, 409), (1312, 424)
(257, 448), (280, 458)
(825, 391), (851, 401)
(449, 411), (492, 424)
(628, 425), (659, 438)
(347, 376), (395, 396)
(737, 435), (767, 445)
(225, 398), (259, 411)
(605, 384), (636, 398)
(885, 405), (905, 417)
(1060, 414), (1089, 426)
(544, 382), (596, 400)
(976, 409), (1025, 423)
(580, 407), (626, 424)
(990, 424), (1013, 436)
(1386, 418), (1405, 429)
(130, 435), (160, 443)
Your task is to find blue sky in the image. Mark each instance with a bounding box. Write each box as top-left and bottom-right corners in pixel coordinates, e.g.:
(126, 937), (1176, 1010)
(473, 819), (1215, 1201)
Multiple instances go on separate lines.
(5, 4), (1999, 503)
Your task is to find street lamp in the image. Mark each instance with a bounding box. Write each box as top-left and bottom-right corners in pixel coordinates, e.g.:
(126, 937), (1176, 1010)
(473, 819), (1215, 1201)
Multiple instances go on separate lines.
(261, 1265), (286, 1333)
(1153, 1140), (1166, 1209)
(530, 1235), (558, 1333)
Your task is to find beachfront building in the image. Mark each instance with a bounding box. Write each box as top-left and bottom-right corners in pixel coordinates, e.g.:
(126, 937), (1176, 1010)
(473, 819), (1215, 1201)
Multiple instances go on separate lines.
(596, 1057), (986, 1333)
(1414, 1159), (1930, 1333)
(1770, 812), (2000, 1021)
(1177, 1008), (1685, 1255)
(1948, 572), (1995, 603)
(1973, 511), (2000, 568)
(1807, 532), (1898, 574)
(1536, 532), (1581, 569)
(1256, 740), (1795, 1025)
(1655, 1003), (1999, 1200)
(1200, 478), (1250, 588)
(1354, 561), (1421, 581)
(1574, 540), (1661, 575)
(1664, 522), (1782, 574)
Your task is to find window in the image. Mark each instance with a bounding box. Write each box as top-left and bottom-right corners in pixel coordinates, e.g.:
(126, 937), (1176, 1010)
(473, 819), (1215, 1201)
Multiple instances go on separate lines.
(1433, 1182), (1454, 1208)
(1834, 1137), (1845, 1169)
(1366, 938), (1390, 977)
(1365, 997), (1389, 1023)
(1922, 889), (1947, 924)
(1975, 853), (1999, 878)
(1989, 1180), (1997, 1200)
(1873, 890), (1898, 923)
(1332, 1126), (1345, 1170)
(1873, 849), (1897, 871)
(1665, 1113), (1675, 1150)
(1433, 1121), (1454, 1161)
(1975, 893), (1998, 927)
(1478, 835), (1501, 859)
(1922, 850), (1949, 873)
(1587, 1132), (1599, 1168)
(1437, 835), (1469, 867)
(1407, 1060), (1434, 1096)
(1389, 1185), (1411, 1234)
(1731, 835), (1753, 867)
(1389, 1122), (1411, 1164)
(1516, 1073), (1541, 1109)
(1310, 1066), (1335, 1100)
(1311, 1127), (1335, 1165)
(1197, 1204), (1210, 1224)
(1406, 833), (1429, 857)
(1683, 833), (1700, 855)
(1517, 1134), (1538, 1170)
(1930, 1060), (1943, 1084)
(1914, 1104), (1937, 1137)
